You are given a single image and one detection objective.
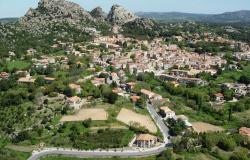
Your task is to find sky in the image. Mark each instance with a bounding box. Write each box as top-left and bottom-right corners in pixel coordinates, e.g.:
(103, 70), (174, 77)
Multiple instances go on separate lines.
(0, 0), (250, 18)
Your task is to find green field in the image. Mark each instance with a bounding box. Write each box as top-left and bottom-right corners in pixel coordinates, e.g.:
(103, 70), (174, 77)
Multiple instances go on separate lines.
(6, 60), (31, 72)
(0, 149), (31, 160)
(214, 64), (250, 84)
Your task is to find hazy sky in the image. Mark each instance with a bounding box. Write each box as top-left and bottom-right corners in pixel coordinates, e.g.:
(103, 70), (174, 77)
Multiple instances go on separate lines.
(0, 0), (250, 18)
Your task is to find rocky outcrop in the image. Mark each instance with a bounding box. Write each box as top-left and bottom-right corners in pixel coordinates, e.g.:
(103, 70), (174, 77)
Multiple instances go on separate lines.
(19, 0), (94, 30)
(125, 18), (155, 30)
(90, 7), (107, 21)
(107, 4), (138, 25)
(17, 0), (157, 35)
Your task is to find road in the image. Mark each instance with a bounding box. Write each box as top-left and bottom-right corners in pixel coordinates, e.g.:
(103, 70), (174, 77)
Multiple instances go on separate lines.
(146, 103), (170, 143)
(28, 103), (170, 160)
(28, 146), (167, 160)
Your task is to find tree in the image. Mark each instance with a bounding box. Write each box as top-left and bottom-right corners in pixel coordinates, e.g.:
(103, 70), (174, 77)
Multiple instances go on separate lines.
(167, 118), (186, 136)
(111, 81), (117, 88)
(101, 85), (118, 104)
(13, 131), (31, 143)
(222, 88), (234, 101)
(201, 133), (221, 150)
(156, 149), (174, 160)
(35, 76), (45, 86)
(64, 87), (73, 97)
(130, 54), (135, 62)
(159, 109), (166, 118)
(135, 98), (145, 108)
(239, 75), (250, 85)
(230, 148), (249, 160)
(82, 118), (92, 128)
(218, 137), (236, 151)
(107, 92), (118, 104)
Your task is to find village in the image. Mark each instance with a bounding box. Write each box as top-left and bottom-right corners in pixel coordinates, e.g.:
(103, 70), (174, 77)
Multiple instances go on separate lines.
(1, 30), (250, 155)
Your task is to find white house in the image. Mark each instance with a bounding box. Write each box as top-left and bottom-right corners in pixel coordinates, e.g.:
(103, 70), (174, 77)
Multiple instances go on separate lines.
(67, 96), (82, 110)
(159, 106), (176, 120)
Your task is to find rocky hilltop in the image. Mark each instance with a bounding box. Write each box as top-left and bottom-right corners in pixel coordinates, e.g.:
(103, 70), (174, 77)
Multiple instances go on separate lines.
(17, 0), (155, 34)
(90, 7), (107, 21)
(107, 4), (138, 25)
(19, 0), (94, 30)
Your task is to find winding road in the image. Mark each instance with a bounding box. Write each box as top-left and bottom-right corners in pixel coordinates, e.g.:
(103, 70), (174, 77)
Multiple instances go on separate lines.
(28, 103), (170, 160)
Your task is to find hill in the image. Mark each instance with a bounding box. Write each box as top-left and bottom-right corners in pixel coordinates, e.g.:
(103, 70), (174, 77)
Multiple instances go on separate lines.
(136, 10), (250, 23)
(0, 18), (18, 24)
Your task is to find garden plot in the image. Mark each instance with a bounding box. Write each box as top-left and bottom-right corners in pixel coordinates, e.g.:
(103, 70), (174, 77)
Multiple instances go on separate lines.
(116, 108), (157, 133)
(60, 108), (108, 122)
(192, 122), (224, 133)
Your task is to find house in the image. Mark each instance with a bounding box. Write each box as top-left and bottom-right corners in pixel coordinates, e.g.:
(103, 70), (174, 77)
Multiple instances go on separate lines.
(214, 93), (224, 102)
(69, 83), (82, 94)
(0, 72), (10, 79)
(26, 48), (37, 56)
(170, 81), (179, 87)
(152, 93), (163, 101)
(130, 95), (140, 103)
(176, 115), (192, 127)
(239, 127), (250, 138)
(15, 71), (29, 77)
(112, 88), (124, 96)
(159, 106), (176, 120)
(141, 89), (162, 102)
(222, 83), (248, 98)
(34, 59), (49, 68)
(110, 72), (120, 84)
(141, 89), (156, 99)
(170, 69), (189, 77)
(8, 51), (16, 57)
(44, 77), (56, 83)
(91, 78), (105, 87)
(126, 82), (136, 91)
(67, 96), (82, 110)
(135, 134), (158, 148)
(18, 76), (36, 84)
(178, 77), (206, 85)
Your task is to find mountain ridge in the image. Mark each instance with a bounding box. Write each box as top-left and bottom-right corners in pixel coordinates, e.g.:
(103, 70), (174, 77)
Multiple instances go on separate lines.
(136, 10), (250, 23)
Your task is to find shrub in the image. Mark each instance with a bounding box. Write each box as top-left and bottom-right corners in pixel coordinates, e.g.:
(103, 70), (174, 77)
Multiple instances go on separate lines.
(218, 137), (236, 151)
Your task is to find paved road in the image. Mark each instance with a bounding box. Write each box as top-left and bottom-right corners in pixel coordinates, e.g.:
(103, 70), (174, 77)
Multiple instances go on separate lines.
(146, 103), (170, 143)
(28, 103), (170, 160)
(28, 146), (167, 160)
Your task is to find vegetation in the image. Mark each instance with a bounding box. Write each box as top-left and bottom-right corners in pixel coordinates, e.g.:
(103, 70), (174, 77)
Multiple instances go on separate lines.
(1, 10), (250, 160)
(73, 129), (134, 150)
(0, 148), (30, 160)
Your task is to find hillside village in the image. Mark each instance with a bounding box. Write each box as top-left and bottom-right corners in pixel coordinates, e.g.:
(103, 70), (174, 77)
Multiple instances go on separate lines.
(0, 0), (250, 160)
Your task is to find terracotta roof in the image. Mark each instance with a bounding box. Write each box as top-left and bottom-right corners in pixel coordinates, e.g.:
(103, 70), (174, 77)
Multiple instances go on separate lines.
(136, 134), (157, 141)
(160, 106), (174, 113)
(112, 88), (122, 93)
(130, 96), (140, 102)
(0, 72), (9, 78)
(67, 96), (81, 102)
(18, 77), (35, 83)
(111, 72), (118, 77)
(69, 83), (81, 89)
(141, 89), (155, 96)
(126, 82), (136, 86)
(239, 127), (250, 136)
(214, 93), (224, 97)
